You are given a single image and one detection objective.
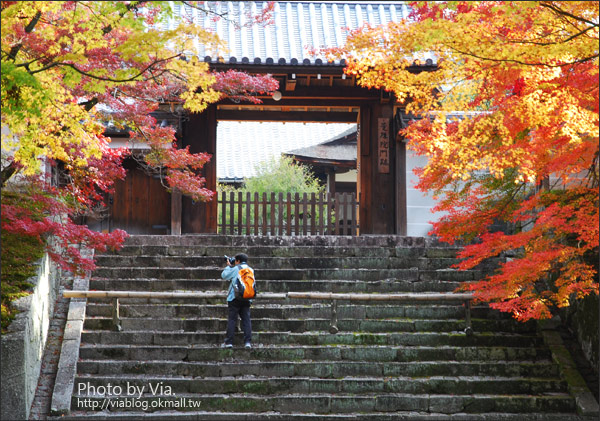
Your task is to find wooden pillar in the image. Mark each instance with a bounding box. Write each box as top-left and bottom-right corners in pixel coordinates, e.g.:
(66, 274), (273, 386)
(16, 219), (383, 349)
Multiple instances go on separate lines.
(357, 106), (370, 234)
(357, 103), (396, 235)
(327, 169), (336, 196)
(181, 105), (217, 233)
(170, 189), (182, 235)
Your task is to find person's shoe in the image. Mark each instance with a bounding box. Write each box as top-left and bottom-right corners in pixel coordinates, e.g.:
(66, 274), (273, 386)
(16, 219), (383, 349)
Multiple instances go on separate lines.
(221, 343), (233, 348)
(244, 342), (252, 349)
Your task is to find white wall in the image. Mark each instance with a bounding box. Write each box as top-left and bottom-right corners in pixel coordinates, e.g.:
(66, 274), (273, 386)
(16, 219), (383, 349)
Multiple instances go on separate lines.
(336, 169), (357, 183)
(405, 151), (446, 237)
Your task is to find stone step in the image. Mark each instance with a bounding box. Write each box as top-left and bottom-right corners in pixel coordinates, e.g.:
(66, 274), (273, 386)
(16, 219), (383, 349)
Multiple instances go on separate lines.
(82, 316), (536, 334)
(82, 296), (468, 309)
(50, 410), (586, 421)
(88, 279), (463, 294)
(102, 245), (395, 258)
(92, 267), (408, 281)
(68, 392), (575, 414)
(62, 234), (581, 420)
(77, 344), (551, 362)
(95, 255), (466, 270)
(78, 359), (560, 379)
(84, 303), (510, 320)
(120, 234), (444, 248)
(81, 331), (544, 348)
(92, 267), (481, 282)
(103, 244), (465, 260)
(74, 374), (567, 396)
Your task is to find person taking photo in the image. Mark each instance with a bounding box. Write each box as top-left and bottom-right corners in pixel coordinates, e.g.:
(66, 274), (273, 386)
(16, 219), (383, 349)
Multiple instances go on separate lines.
(221, 253), (254, 348)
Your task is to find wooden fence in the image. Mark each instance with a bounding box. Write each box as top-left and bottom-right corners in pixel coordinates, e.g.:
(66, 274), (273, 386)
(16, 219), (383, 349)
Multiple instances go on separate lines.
(217, 192), (358, 236)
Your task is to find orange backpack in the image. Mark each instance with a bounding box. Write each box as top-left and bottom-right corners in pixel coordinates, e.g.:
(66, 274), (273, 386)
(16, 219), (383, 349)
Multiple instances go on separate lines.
(233, 265), (256, 300)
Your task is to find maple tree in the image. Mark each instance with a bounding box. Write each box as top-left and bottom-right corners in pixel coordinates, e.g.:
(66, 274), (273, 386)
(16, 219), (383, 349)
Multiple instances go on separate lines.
(326, 1), (599, 321)
(1, 1), (277, 323)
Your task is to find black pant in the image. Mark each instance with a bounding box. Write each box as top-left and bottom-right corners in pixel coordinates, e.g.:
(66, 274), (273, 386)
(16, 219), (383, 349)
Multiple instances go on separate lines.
(225, 299), (252, 345)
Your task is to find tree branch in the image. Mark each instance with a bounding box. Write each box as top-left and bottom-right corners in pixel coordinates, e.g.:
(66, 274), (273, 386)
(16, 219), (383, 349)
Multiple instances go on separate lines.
(6, 10), (41, 61)
(181, 1), (233, 23)
(180, 0), (274, 28)
(1, 163), (18, 188)
(102, 1), (145, 34)
(78, 97), (98, 112)
(539, 1), (600, 28)
(447, 44), (599, 68)
(29, 54), (182, 82)
(510, 24), (598, 46)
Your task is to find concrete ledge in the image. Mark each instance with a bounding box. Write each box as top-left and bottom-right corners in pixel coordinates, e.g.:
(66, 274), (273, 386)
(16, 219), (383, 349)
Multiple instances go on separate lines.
(539, 320), (600, 417)
(50, 255), (91, 416)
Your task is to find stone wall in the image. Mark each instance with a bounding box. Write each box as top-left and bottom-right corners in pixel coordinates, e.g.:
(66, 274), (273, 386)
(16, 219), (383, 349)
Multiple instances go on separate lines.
(564, 293), (599, 375)
(1, 253), (61, 421)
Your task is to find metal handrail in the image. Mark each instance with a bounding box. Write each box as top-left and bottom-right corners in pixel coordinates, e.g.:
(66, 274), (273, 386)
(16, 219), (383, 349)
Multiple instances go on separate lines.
(64, 290), (475, 335)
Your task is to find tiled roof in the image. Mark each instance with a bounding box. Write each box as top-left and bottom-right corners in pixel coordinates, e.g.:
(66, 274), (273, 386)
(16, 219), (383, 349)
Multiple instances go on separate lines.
(285, 126), (356, 162)
(217, 121), (356, 181)
(165, 1), (435, 67)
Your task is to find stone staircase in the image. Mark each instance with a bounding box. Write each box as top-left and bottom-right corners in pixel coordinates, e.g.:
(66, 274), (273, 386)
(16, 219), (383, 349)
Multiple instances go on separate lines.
(57, 235), (585, 420)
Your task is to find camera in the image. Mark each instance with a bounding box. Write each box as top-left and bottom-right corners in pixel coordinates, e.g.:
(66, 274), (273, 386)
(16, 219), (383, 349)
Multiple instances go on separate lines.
(224, 255), (236, 265)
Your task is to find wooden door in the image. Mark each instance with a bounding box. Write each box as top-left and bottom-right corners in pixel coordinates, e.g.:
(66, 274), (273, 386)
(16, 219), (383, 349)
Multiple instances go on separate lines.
(110, 165), (171, 234)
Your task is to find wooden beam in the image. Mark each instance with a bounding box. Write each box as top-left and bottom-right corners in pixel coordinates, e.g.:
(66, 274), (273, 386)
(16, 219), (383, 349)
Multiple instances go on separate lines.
(221, 97), (367, 108)
(63, 290), (287, 300)
(261, 85), (379, 100)
(64, 290), (473, 302)
(209, 63), (349, 76)
(287, 292), (475, 301)
(285, 75), (297, 91)
(208, 62), (436, 76)
(216, 110), (357, 122)
(290, 156), (355, 168)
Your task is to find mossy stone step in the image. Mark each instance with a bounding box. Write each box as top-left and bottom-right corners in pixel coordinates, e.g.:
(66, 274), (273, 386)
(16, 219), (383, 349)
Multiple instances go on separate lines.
(78, 344), (551, 362)
(117, 234), (443, 248)
(70, 392), (575, 414)
(78, 359), (560, 379)
(84, 302), (500, 320)
(49, 411), (589, 421)
(81, 330), (544, 347)
(68, 234), (580, 420)
(99, 244), (460, 259)
(93, 267), (446, 282)
(74, 374), (567, 395)
(88, 279), (462, 294)
(82, 316), (535, 334)
(94, 255), (464, 270)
